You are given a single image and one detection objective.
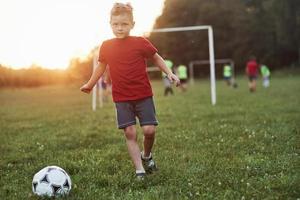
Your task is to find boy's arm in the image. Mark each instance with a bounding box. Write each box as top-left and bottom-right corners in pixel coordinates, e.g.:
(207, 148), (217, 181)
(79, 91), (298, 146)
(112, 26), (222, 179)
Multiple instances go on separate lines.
(104, 66), (111, 84)
(151, 53), (180, 86)
(80, 62), (107, 93)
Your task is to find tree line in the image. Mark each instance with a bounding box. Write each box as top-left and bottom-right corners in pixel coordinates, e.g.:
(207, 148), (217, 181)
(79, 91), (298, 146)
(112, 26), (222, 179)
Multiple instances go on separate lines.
(0, 51), (94, 88)
(1, 0), (299, 87)
(149, 0), (300, 74)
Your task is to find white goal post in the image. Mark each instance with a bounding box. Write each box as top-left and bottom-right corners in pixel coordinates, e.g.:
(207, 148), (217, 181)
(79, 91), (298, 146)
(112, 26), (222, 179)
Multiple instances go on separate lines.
(92, 55), (103, 111)
(92, 25), (216, 110)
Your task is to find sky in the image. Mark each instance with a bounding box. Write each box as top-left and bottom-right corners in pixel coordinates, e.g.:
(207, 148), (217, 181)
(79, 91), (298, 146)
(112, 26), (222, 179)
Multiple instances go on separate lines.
(0, 0), (165, 69)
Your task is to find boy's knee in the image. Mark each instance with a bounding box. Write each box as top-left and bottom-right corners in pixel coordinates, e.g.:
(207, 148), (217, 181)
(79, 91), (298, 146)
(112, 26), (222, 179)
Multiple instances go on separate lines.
(124, 126), (136, 140)
(143, 125), (156, 138)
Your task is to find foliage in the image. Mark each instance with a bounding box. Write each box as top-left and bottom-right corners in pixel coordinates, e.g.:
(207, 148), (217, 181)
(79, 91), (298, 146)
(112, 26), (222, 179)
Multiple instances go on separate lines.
(0, 72), (299, 199)
(0, 52), (94, 88)
(149, 0), (300, 71)
(2, 1), (299, 87)
(0, 65), (69, 88)
(67, 49), (95, 82)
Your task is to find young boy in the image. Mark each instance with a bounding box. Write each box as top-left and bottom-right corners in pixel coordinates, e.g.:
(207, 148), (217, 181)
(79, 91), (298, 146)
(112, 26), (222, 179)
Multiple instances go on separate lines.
(260, 64), (271, 88)
(223, 64), (232, 86)
(245, 56), (259, 92)
(177, 64), (188, 92)
(162, 59), (174, 96)
(80, 3), (180, 179)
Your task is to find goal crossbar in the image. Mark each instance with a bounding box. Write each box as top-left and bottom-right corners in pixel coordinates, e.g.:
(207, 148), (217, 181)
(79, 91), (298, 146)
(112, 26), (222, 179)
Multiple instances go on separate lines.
(150, 25), (212, 33)
(189, 59), (235, 85)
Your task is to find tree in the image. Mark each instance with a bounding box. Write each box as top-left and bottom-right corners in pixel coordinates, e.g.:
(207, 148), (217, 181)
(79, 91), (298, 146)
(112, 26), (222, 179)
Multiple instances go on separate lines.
(149, 0), (300, 74)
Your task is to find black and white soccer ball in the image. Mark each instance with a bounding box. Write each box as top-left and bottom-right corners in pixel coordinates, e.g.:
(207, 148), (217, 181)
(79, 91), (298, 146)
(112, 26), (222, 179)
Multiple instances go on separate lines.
(32, 166), (72, 197)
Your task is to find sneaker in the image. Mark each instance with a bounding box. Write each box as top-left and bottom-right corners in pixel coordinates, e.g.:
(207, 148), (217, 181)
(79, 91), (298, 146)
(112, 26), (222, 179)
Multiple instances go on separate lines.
(141, 152), (158, 173)
(136, 172), (146, 180)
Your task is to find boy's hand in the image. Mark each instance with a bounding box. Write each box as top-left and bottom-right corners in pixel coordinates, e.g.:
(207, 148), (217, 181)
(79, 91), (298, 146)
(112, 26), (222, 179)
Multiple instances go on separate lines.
(167, 73), (181, 87)
(80, 83), (93, 93)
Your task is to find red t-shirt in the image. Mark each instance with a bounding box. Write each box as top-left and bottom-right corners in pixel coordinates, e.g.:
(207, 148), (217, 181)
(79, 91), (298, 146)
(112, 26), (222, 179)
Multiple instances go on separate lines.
(246, 60), (258, 76)
(98, 36), (157, 102)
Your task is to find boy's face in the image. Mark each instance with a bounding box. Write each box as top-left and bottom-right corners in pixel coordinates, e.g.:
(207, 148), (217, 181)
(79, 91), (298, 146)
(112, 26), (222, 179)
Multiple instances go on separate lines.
(110, 14), (134, 39)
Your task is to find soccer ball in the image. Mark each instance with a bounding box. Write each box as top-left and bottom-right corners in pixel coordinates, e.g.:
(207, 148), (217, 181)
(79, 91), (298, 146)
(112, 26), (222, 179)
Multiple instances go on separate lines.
(32, 166), (72, 197)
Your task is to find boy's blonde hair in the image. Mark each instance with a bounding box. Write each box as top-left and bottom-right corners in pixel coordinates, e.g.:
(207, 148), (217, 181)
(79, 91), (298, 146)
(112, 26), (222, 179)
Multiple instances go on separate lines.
(110, 2), (134, 22)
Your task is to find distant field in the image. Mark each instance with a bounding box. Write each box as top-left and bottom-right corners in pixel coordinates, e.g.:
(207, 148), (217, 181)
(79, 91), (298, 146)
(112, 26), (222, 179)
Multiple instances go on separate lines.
(0, 73), (299, 199)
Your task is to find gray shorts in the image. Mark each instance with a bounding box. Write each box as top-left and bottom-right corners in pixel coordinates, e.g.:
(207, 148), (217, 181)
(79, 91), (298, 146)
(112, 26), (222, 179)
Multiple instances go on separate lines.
(163, 76), (172, 87)
(115, 97), (159, 129)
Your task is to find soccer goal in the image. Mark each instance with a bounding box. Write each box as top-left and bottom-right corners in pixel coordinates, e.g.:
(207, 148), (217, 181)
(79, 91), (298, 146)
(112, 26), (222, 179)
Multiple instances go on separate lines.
(189, 59), (235, 85)
(147, 25), (216, 105)
(92, 25), (216, 110)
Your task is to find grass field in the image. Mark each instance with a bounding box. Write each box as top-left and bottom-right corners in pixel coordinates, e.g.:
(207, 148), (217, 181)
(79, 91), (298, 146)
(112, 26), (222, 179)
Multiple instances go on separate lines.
(0, 72), (299, 199)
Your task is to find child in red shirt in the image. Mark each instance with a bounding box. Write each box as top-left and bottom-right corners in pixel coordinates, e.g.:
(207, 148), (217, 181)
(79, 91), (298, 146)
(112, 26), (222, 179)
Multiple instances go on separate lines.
(246, 56), (259, 92)
(80, 3), (180, 179)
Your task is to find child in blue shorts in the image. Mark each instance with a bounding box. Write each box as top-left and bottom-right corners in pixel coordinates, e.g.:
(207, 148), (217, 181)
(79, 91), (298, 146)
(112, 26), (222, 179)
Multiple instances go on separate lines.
(80, 3), (180, 179)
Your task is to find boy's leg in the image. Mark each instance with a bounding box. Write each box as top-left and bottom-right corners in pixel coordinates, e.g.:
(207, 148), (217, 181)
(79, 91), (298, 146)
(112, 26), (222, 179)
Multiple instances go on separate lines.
(135, 97), (158, 172)
(168, 87), (174, 95)
(249, 81), (254, 92)
(164, 77), (172, 96)
(164, 87), (168, 96)
(248, 77), (254, 92)
(166, 87), (173, 96)
(141, 125), (158, 173)
(115, 101), (146, 179)
(123, 125), (144, 172)
(266, 78), (270, 87)
(142, 125), (156, 157)
(263, 77), (270, 87)
(252, 80), (257, 91)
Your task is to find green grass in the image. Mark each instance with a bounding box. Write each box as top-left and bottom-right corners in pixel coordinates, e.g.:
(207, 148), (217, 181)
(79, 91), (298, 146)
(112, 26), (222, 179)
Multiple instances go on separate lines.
(0, 73), (299, 200)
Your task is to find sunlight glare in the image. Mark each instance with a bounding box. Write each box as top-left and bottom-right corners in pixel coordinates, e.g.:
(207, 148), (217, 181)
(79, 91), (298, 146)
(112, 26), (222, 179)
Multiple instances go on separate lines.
(0, 0), (164, 69)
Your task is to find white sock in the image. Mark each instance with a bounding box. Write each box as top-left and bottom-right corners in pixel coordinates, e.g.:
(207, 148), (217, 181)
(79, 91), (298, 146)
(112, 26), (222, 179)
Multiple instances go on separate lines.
(136, 169), (145, 174)
(141, 151), (152, 160)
